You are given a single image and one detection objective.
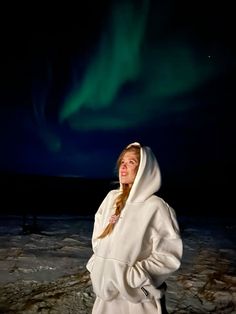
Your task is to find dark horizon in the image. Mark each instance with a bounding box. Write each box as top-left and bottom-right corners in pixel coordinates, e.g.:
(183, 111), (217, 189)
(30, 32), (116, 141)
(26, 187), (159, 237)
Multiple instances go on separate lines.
(0, 168), (231, 218)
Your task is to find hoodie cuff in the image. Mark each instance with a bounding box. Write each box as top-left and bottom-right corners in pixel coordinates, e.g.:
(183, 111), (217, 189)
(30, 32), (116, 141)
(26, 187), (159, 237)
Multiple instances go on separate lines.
(127, 263), (152, 288)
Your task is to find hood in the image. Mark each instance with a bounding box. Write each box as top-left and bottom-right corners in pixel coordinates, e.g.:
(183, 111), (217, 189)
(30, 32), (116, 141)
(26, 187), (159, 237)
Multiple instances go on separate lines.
(126, 143), (161, 203)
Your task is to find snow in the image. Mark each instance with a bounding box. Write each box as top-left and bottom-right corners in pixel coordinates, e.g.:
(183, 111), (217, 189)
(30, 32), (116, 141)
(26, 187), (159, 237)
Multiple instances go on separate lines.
(0, 214), (235, 313)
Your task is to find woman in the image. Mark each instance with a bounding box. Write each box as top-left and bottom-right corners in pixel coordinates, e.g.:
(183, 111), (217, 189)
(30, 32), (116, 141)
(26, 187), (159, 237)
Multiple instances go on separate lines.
(86, 142), (183, 314)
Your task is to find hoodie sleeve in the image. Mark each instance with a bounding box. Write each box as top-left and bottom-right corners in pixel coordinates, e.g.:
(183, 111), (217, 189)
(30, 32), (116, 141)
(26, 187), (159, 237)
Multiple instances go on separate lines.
(127, 203), (183, 288)
(86, 212), (101, 272)
(86, 190), (116, 272)
(91, 190), (118, 250)
(91, 204), (104, 251)
(86, 193), (107, 272)
(90, 191), (111, 251)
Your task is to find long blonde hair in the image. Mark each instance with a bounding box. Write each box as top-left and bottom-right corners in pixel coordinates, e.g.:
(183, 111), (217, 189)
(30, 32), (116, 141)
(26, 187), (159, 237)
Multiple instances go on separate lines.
(98, 144), (141, 239)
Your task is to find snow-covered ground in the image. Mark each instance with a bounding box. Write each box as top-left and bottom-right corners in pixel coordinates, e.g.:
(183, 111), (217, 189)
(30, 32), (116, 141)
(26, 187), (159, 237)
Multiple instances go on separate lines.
(0, 214), (235, 313)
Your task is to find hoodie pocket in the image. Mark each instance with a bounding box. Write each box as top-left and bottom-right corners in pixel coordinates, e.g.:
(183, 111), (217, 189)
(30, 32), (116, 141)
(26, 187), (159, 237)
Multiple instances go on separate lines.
(90, 256), (120, 301)
(90, 256), (158, 303)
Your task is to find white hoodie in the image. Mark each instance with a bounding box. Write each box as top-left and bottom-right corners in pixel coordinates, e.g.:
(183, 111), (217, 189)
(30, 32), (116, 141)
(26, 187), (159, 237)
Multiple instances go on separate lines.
(86, 144), (183, 303)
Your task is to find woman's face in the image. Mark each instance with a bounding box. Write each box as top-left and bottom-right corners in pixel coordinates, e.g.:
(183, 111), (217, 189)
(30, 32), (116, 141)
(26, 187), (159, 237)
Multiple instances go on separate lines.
(119, 151), (139, 187)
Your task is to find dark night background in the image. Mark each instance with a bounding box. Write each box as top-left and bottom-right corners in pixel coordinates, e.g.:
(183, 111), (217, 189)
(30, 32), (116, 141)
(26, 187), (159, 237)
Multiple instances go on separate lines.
(0, 0), (234, 218)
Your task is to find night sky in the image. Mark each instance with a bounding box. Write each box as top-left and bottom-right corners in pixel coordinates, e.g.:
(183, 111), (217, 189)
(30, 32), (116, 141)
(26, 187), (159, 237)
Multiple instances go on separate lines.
(0, 0), (234, 213)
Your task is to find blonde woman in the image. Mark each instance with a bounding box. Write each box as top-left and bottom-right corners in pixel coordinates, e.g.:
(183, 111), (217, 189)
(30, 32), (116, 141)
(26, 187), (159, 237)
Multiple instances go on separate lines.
(86, 142), (183, 314)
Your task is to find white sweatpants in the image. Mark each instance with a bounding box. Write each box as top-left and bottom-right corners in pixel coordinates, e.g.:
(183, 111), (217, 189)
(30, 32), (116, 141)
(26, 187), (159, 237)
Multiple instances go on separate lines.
(92, 296), (161, 314)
